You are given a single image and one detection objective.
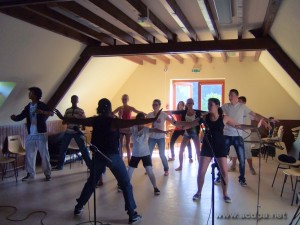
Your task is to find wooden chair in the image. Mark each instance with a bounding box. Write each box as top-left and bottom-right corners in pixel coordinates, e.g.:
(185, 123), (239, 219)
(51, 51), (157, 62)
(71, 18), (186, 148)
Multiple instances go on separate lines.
(271, 142), (300, 187)
(0, 150), (17, 183)
(281, 168), (300, 206)
(7, 135), (26, 176)
(67, 138), (84, 169)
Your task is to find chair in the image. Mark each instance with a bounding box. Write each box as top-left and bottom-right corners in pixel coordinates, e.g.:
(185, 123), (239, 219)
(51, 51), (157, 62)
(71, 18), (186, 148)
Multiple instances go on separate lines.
(271, 142), (300, 187)
(280, 168), (300, 206)
(262, 125), (284, 161)
(7, 135), (26, 176)
(0, 151), (17, 183)
(67, 138), (84, 169)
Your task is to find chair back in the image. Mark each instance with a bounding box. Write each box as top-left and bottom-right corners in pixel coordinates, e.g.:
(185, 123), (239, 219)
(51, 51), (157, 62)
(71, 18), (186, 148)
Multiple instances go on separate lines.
(7, 135), (26, 155)
(68, 138), (80, 150)
(277, 126), (284, 141)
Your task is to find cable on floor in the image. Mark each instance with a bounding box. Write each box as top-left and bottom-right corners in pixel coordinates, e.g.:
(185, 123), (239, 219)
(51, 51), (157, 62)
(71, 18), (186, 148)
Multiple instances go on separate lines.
(0, 205), (47, 225)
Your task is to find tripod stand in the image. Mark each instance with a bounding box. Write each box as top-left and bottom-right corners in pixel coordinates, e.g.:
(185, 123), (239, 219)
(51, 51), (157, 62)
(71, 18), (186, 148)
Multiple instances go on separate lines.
(89, 144), (112, 225)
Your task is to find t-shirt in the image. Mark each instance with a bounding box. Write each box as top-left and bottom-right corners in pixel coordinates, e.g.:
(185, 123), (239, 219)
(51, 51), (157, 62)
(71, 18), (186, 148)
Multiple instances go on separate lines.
(147, 111), (168, 139)
(222, 102), (251, 136)
(64, 107), (86, 134)
(130, 126), (151, 157)
(29, 103), (38, 134)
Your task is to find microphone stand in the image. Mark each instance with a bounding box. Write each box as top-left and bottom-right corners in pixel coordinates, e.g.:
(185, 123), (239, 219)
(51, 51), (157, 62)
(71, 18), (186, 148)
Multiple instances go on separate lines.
(201, 120), (226, 225)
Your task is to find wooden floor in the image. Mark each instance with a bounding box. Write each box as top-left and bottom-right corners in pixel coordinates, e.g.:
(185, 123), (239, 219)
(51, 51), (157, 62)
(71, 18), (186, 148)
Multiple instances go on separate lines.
(0, 149), (299, 225)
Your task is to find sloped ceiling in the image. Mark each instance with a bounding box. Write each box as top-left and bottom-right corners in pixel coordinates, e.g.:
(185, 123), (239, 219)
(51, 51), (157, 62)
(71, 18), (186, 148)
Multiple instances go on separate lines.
(259, 0), (300, 106)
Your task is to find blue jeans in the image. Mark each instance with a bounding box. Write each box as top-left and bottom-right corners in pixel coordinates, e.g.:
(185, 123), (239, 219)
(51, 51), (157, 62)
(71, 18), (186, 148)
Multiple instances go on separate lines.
(76, 154), (137, 214)
(170, 130), (192, 158)
(224, 135), (246, 182)
(57, 132), (91, 169)
(148, 138), (169, 172)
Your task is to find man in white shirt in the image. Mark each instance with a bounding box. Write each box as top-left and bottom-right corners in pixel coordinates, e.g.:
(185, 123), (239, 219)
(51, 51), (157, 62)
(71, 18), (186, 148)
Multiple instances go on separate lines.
(218, 89), (269, 186)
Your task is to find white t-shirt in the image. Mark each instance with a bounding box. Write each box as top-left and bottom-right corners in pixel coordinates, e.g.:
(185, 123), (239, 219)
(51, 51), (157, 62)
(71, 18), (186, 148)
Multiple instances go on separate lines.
(130, 126), (151, 157)
(222, 102), (251, 136)
(29, 103), (38, 135)
(147, 111), (168, 139)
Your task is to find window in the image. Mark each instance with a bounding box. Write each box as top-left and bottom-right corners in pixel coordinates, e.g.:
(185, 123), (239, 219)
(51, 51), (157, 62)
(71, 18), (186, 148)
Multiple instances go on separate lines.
(0, 81), (16, 108)
(172, 80), (224, 111)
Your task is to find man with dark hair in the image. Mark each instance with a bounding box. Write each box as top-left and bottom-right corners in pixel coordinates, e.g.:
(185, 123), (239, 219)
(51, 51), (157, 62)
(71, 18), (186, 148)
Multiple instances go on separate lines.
(11, 87), (53, 181)
(215, 89), (269, 187)
(52, 95), (91, 171)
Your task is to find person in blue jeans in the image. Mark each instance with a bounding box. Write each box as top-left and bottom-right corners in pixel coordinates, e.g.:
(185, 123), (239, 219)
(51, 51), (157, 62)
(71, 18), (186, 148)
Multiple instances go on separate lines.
(54, 98), (161, 224)
(52, 95), (91, 170)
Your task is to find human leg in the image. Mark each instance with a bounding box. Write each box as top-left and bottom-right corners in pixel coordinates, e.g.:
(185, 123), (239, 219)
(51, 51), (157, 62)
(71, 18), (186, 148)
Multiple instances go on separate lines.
(74, 133), (91, 169)
(55, 133), (73, 169)
(36, 134), (51, 178)
(148, 138), (156, 157)
(119, 134), (125, 158)
(194, 156), (211, 199)
(216, 157), (229, 197)
(232, 136), (246, 185)
(24, 135), (38, 177)
(169, 131), (181, 160)
(125, 134), (131, 164)
(175, 138), (189, 171)
(156, 138), (169, 174)
(187, 140), (193, 162)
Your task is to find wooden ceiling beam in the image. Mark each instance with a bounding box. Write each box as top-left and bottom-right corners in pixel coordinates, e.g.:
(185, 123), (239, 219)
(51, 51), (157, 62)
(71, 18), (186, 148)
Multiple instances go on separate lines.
(154, 55), (170, 64)
(123, 56), (143, 65)
(58, 1), (135, 45)
(0, 6), (98, 45)
(221, 52), (228, 62)
(203, 53), (212, 63)
(171, 55), (184, 64)
(0, 0), (70, 8)
(26, 4), (115, 46)
(82, 38), (277, 57)
(126, 0), (176, 42)
(47, 54), (91, 109)
(188, 54), (198, 64)
(138, 55), (156, 65)
(89, 0), (154, 44)
(160, 0), (197, 41)
(255, 0), (282, 61)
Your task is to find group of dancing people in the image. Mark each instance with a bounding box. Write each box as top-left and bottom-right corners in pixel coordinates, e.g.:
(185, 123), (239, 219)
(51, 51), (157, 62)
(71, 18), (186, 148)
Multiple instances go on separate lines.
(11, 87), (272, 224)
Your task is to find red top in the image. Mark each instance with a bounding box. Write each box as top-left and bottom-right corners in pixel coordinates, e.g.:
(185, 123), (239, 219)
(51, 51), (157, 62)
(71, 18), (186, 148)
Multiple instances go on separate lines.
(174, 114), (182, 131)
(121, 108), (132, 120)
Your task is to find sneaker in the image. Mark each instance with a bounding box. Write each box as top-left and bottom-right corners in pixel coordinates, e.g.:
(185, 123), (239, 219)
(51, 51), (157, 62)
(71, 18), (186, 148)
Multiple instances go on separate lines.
(51, 166), (63, 171)
(74, 205), (83, 216)
(223, 196), (232, 203)
(250, 167), (256, 175)
(189, 158), (193, 163)
(45, 175), (51, 181)
(193, 193), (201, 201)
(239, 180), (247, 187)
(175, 167), (182, 171)
(228, 165), (236, 172)
(22, 173), (33, 181)
(168, 157), (175, 161)
(154, 187), (160, 195)
(164, 171), (169, 176)
(214, 176), (221, 185)
(128, 212), (142, 224)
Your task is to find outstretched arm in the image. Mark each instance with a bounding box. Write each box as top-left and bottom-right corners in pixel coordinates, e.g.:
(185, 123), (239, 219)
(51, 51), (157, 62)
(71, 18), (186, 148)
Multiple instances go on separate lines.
(54, 109), (94, 127)
(149, 128), (173, 134)
(112, 109), (163, 129)
(249, 111), (271, 129)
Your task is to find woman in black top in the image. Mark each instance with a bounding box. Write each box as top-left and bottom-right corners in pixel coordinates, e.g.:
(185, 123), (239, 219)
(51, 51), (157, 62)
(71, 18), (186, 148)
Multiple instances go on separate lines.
(54, 98), (161, 224)
(177, 98), (239, 203)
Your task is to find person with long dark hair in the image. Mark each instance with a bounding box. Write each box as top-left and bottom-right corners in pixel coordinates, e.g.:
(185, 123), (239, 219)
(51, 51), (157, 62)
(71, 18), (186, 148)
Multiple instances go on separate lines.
(54, 98), (162, 224)
(176, 98), (239, 203)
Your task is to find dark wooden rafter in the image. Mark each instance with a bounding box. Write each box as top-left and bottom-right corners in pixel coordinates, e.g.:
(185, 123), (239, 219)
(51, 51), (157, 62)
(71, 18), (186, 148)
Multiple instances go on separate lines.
(25, 4), (115, 45)
(188, 54), (198, 64)
(139, 55), (156, 65)
(57, 1), (135, 45)
(255, 0), (282, 61)
(123, 56), (143, 65)
(203, 53), (213, 63)
(47, 53), (91, 109)
(81, 38), (277, 57)
(251, 29), (300, 87)
(0, 0), (70, 8)
(154, 55), (170, 64)
(0, 6), (99, 45)
(126, 0), (176, 42)
(89, 0), (154, 44)
(171, 55), (184, 64)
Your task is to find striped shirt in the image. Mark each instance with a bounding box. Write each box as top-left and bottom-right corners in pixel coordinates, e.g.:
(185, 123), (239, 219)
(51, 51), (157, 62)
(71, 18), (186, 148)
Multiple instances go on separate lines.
(64, 107), (86, 133)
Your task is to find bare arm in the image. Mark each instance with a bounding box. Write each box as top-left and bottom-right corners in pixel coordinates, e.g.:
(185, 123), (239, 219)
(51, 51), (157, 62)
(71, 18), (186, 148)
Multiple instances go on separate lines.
(54, 109), (95, 127)
(149, 128), (173, 134)
(112, 106), (122, 114)
(175, 118), (201, 130)
(249, 111), (271, 129)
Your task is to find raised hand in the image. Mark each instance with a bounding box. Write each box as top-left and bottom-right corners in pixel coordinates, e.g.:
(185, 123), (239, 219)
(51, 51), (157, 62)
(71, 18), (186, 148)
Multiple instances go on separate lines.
(53, 109), (64, 120)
